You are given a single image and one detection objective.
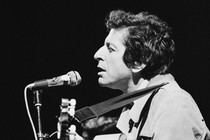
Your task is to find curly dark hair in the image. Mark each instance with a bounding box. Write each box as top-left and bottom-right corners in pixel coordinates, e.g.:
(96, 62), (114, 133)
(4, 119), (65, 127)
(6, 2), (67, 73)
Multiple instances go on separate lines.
(105, 10), (175, 79)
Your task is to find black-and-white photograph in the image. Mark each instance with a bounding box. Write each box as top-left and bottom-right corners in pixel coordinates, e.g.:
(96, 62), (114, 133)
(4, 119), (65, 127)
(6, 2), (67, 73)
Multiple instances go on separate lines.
(2, 0), (210, 140)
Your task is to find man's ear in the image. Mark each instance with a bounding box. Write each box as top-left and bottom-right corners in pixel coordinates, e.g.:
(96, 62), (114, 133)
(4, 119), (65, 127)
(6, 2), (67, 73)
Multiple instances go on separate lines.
(131, 62), (146, 73)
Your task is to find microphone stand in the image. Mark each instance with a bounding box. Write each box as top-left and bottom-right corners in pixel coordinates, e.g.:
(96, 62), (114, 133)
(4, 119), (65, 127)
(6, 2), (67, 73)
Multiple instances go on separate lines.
(33, 90), (48, 140)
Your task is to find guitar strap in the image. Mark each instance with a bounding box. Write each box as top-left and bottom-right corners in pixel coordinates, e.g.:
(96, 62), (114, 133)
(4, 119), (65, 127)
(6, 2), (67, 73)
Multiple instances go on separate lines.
(136, 88), (160, 140)
(74, 82), (167, 123)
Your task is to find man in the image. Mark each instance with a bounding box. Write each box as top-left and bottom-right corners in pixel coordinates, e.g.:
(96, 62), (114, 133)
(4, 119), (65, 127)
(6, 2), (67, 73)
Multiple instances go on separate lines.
(76, 9), (210, 140)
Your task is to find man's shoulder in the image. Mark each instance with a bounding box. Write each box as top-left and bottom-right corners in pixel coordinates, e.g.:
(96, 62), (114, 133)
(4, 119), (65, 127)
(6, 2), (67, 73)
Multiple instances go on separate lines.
(151, 81), (198, 115)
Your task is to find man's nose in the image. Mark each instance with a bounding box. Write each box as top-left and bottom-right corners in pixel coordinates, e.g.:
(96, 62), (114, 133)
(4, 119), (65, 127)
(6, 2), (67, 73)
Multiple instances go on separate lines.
(94, 46), (104, 61)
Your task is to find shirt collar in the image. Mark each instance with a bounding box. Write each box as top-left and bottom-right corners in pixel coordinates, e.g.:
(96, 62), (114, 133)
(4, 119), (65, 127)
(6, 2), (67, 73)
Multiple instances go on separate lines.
(129, 80), (149, 122)
(116, 79), (149, 134)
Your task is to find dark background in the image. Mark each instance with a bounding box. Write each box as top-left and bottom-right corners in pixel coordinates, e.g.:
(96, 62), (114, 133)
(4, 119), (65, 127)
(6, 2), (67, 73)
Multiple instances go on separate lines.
(2, 0), (210, 140)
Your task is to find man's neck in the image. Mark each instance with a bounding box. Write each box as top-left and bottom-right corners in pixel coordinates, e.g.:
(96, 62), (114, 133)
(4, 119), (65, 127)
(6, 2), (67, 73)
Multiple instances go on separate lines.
(125, 78), (149, 94)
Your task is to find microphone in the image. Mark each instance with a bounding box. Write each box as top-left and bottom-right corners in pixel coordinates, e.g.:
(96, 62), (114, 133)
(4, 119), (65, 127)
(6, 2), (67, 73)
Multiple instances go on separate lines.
(27, 71), (81, 90)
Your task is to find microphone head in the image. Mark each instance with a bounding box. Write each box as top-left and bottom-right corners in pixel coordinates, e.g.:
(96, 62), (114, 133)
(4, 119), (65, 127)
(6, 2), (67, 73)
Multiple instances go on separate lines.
(27, 71), (82, 90)
(67, 71), (82, 86)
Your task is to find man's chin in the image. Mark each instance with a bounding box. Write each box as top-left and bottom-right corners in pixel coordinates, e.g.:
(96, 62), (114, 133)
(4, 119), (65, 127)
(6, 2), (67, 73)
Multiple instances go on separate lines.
(98, 78), (109, 87)
(98, 78), (106, 87)
(98, 78), (117, 90)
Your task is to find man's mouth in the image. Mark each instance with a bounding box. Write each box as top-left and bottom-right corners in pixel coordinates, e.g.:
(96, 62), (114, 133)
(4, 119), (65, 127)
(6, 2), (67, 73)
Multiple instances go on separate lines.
(97, 66), (106, 74)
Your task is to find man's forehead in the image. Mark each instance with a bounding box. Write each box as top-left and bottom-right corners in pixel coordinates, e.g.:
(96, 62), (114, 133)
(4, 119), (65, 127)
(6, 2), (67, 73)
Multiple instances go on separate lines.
(105, 28), (128, 44)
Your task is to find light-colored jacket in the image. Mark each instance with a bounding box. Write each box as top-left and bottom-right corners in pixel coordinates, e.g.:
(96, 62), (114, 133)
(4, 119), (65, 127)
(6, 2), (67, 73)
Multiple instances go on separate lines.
(116, 74), (210, 140)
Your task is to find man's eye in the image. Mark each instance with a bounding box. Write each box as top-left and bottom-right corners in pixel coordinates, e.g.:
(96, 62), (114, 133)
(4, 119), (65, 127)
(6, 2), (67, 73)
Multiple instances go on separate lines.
(106, 43), (115, 52)
(108, 46), (114, 52)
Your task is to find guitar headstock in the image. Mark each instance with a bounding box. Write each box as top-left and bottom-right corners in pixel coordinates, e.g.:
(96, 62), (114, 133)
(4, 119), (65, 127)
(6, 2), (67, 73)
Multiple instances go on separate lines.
(57, 98), (77, 140)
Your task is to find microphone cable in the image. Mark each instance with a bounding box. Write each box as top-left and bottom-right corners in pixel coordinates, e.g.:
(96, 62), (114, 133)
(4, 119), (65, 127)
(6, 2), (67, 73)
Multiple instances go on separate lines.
(24, 84), (38, 140)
